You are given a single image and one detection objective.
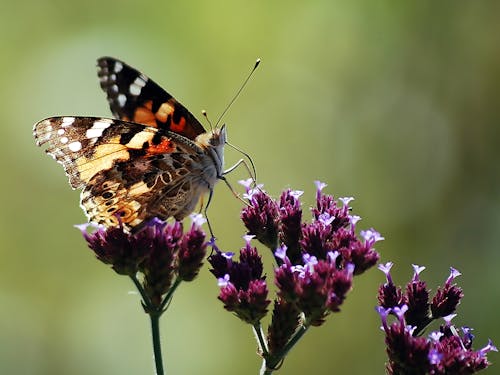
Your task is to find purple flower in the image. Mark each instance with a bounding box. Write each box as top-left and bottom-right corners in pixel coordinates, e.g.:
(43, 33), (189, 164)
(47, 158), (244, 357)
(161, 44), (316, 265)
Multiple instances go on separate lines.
(241, 187), (280, 250)
(208, 238), (270, 324)
(76, 222), (151, 276)
(212, 180), (383, 367)
(431, 268), (464, 319)
(78, 217), (208, 308)
(404, 273), (430, 330)
(377, 263), (496, 374)
(278, 189), (303, 264)
(177, 214), (208, 281)
(267, 298), (301, 355)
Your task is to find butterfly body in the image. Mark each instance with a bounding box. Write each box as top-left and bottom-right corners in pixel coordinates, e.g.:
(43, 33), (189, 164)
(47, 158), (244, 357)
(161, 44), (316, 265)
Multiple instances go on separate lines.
(34, 58), (226, 231)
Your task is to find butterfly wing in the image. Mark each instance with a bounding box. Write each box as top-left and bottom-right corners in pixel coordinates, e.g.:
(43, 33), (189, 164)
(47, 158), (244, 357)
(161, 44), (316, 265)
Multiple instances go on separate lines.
(34, 116), (217, 230)
(97, 57), (206, 140)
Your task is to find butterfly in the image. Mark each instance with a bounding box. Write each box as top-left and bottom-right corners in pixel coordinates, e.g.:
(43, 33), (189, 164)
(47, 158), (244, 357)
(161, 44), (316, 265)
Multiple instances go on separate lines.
(33, 57), (227, 233)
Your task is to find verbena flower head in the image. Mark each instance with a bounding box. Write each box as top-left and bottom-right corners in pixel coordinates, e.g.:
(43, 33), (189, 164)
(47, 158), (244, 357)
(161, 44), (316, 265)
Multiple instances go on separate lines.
(376, 264), (496, 374)
(377, 264), (465, 334)
(214, 181), (382, 360)
(208, 235), (270, 325)
(77, 214), (208, 308)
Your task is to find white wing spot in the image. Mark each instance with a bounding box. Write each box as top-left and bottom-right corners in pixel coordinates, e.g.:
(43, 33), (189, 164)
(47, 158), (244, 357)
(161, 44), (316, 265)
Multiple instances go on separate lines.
(110, 74), (117, 81)
(61, 117), (75, 127)
(114, 61), (123, 73)
(60, 136), (68, 144)
(86, 120), (112, 139)
(57, 129), (65, 135)
(129, 76), (147, 96)
(117, 94), (127, 107)
(68, 141), (82, 152)
(111, 84), (119, 93)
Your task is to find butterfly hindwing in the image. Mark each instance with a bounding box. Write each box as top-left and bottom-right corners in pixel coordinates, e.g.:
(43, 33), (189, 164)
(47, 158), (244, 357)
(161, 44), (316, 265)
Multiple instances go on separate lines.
(97, 57), (206, 140)
(80, 140), (211, 229)
(34, 115), (218, 229)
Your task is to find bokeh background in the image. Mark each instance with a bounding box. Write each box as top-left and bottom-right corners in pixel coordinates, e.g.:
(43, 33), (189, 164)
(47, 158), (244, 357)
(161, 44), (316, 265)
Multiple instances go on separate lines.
(1, 1), (499, 374)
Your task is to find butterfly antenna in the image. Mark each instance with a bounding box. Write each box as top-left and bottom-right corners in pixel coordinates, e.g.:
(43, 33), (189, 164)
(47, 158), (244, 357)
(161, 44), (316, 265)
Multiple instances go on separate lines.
(202, 110), (214, 132)
(215, 58), (261, 128)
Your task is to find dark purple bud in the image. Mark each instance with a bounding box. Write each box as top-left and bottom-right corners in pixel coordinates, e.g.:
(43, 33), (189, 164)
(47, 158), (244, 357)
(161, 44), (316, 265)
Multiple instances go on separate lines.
(404, 277), (430, 330)
(347, 229), (382, 275)
(431, 269), (464, 319)
(327, 263), (354, 312)
(241, 188), (279, 250)
(76, 223), (150, 276)
(218, 278), (270, 325)
(299, 221), (335, 260)
(275, 260), (298, 303)
(311, 181), (351, 232)
(267, 298), (301, 356)
(239, 235), (264, 281)
(278, 189), (303, 264)
(208, 250), (234, 279)
(377, 262), (404, 309)
(140, 220), (183, 306)
(178, 214), (208, 281)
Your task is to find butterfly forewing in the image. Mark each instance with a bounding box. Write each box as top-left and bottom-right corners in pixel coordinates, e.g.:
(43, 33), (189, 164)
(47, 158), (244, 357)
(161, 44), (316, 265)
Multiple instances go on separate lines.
(97, 57), (206, 140)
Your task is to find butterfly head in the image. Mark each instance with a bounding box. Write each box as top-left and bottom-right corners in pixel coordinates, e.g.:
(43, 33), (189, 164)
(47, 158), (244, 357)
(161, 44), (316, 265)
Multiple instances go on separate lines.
(195, 125), (227, 177)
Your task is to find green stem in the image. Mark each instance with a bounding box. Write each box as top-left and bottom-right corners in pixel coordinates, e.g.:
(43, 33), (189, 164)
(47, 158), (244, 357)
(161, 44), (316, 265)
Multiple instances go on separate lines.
(252, 323), (269, 357)
(159, 277), (182, 312)
(150, 313), (164, 375)
(260, 324), (310, 375)
(130, 274), (152, 307)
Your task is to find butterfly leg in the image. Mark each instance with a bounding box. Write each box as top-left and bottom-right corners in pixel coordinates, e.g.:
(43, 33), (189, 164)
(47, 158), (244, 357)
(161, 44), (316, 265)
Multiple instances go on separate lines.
(203, 188), (216, 241)
(223, 158), (256, 183)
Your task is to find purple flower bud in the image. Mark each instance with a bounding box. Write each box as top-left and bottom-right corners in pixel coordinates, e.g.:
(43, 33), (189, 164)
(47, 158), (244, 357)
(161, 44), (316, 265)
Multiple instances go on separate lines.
(140, 220), (184, 306)
(267, 298), (301, 356)
(76, 223), (151, 276)
(404, 276), (430, 330)
(177, 220), (207, 281)
(241, 189), (279, 250)
(210, 239), (269, 325)
(377, 262), (404, 309)
(431, 275), (463, 319)
(377, 264), (496, 374)
(278, 189), (303, 263)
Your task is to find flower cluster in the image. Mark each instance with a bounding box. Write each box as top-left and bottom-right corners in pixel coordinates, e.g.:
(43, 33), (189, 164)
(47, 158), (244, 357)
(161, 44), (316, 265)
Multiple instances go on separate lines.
(76, 214), (208, 308)
(377, 263), (497, 374)
(209, 235), (270, 324)
(209, 180), (382, 371)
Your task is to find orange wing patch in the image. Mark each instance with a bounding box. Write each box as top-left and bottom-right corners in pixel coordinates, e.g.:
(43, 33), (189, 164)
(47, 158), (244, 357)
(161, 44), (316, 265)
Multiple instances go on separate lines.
(147, 138), (175, 154)
(131, 100), (155, 125)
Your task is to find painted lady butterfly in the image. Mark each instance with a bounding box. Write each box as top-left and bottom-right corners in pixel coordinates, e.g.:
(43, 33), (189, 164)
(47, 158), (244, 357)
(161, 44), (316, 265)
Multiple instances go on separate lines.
(34, 57), (227, 232)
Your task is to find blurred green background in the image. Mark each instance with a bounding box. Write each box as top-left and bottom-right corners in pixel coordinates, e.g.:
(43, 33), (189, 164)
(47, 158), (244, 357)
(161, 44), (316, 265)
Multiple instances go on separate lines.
(1, 1), (499, 374)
